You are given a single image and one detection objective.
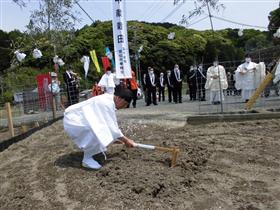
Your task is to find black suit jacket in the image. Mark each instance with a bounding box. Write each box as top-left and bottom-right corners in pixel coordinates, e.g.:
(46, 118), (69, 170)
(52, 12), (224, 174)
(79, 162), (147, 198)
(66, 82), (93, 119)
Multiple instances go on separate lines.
(145, 73), (158, 89)
(170, 69), (183, 88)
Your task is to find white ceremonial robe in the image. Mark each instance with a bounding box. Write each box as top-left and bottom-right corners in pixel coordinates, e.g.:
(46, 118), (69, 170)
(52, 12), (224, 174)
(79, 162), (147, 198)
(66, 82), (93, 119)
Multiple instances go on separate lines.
(98, 72), (115, 94)
(273, 63), (280, 85)
(235, 61), (265, 100)
(205, 65), (228, 91)
(63, 94), (124, 156)
(205, 65), (228, 102)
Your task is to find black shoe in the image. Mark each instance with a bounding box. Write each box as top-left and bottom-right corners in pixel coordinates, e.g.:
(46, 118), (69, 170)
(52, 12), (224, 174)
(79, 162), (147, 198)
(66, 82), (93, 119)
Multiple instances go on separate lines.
(153, 103), (158, 105)
(146, 104), (150, 106)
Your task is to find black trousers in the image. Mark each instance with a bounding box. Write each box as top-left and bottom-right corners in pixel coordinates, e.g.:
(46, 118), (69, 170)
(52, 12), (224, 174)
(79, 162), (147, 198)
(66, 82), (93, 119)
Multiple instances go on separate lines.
(131, 89), (137, 107)
(147, 86), (157, 105)
(173, 84), (182, 103)
(197, 82), (206, 100)
(167, 86), (173, 102)
(158, 87), (165, 102)
(189, 82), (197, 100)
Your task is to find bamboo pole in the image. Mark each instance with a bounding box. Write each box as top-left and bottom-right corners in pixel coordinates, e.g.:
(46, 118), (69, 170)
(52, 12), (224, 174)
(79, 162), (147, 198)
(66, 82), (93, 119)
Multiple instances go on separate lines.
(5, 102), (14, 137)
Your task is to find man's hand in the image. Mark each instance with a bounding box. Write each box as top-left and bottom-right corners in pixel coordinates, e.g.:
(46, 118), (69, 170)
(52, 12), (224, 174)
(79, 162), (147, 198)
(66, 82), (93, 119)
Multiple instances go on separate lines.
(123, 138), (135, 147)
(118, 136), (135, 148)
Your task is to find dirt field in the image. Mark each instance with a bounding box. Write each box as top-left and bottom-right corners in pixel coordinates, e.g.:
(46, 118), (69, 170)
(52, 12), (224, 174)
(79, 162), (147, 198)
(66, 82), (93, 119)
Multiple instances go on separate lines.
(0, 117), (280, 210)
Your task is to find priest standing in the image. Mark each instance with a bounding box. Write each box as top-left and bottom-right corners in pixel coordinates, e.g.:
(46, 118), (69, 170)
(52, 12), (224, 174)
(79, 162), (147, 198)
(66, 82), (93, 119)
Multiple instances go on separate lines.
(205, 60), (228, 104)
(235, 54), (266, 102)
(98, 67), (116, 94)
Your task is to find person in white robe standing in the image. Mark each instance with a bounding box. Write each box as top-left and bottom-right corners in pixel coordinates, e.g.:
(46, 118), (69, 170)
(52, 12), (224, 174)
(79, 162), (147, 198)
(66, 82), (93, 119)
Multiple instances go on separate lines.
(63, 87), (135, 169)
(273, 62), (280, 95)
(98, 67), (116, 94)
(235, 54), (266, 102)
(205, 60), (228, 104)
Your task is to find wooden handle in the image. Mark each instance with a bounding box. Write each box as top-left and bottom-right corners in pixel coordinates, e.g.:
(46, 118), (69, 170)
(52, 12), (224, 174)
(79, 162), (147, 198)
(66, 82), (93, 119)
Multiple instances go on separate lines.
(155, 146), (174, 152)
(171, 149), (180, 167)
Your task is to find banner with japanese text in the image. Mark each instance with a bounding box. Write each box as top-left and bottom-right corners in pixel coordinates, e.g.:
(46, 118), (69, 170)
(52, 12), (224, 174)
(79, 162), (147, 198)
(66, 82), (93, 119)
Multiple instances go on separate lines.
(112, 0), (132, 79)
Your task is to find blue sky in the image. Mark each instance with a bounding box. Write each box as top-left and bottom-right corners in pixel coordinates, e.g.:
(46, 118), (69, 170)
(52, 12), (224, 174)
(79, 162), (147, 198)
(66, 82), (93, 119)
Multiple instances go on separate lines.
(0, 0), (279, 32)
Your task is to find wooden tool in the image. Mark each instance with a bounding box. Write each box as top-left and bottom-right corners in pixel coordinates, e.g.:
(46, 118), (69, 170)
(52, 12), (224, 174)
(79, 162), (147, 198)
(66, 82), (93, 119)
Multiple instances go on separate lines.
(134, 143), (180, 167)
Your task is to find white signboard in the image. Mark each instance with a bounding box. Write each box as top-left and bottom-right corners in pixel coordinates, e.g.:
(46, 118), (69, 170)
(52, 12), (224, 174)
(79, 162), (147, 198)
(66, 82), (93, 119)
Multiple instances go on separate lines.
(112, 0), (132, 79)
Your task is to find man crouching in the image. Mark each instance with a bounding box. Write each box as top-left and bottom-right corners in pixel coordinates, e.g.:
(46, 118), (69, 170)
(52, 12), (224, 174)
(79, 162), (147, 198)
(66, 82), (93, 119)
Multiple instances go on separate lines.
(63, 87), (135, 169)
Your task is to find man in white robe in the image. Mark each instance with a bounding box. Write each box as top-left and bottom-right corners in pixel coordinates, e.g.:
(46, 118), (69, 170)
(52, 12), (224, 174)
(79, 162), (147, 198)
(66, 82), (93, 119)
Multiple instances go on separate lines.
(98, 67), (116, 94)
(273, 62), (280, 95)
(235, 54), (266, 102)
(205, 61), (228, 104)
(63, 87), (135, 169)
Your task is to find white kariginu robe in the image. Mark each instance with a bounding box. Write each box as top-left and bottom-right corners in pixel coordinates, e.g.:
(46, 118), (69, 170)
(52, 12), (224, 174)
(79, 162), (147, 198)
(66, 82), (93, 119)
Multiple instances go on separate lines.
(63, 94), (123, 156)
(235, 62), (265, 100)
(98, 72), (115, 94)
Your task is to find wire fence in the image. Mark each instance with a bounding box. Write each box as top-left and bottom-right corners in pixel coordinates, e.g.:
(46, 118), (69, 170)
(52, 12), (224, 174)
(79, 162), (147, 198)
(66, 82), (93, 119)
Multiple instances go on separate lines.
(0, 46), (280, 140)
(0, 80), (92, 141)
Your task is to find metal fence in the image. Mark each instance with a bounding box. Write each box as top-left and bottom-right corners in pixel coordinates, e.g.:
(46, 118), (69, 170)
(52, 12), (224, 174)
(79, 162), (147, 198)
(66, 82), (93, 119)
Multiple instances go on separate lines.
(0, 80), (92, 140)
(1, 46), (280, 140)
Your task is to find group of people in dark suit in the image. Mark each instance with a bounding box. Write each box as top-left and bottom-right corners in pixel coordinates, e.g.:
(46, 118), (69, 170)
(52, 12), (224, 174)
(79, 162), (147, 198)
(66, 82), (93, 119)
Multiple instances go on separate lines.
(142, 63), (207, 106)
(142, 64), (185, 105)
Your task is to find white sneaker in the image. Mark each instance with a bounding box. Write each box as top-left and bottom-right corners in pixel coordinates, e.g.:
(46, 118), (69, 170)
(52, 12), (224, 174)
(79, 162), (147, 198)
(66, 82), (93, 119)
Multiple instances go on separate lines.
(82, 158), (102, 169)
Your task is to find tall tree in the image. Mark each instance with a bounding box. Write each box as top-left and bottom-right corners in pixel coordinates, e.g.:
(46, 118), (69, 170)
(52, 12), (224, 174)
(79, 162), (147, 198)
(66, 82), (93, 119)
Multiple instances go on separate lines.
(13, 0), (80, 56)
(175, 0), (224, 26)
(268, 7), (280, 44)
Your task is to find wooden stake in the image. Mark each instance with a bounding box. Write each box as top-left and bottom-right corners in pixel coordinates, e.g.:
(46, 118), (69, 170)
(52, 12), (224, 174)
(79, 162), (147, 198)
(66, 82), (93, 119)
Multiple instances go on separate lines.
(52, 96), (56, 119)
(34, 121), (40, 128)
(171, 148), (180, 167)
(21, 125), (28, 133)
(5, 102), (14, 137)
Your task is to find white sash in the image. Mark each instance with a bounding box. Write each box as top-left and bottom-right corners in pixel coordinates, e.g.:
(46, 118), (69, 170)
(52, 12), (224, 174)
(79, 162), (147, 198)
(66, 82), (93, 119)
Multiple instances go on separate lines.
(175, 69), (181, 81)
(150, 73), (155, 86)
(160, 77), (164, 87)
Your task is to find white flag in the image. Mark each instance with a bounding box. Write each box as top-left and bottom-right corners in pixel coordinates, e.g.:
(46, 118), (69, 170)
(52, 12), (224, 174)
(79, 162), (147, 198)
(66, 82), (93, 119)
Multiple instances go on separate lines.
(80, 55), (90, 78)
(167, 32), (175, 40)
(32, 48), (43, 59)
(14, 50), (26, 62)
(112, 0), (131, 79)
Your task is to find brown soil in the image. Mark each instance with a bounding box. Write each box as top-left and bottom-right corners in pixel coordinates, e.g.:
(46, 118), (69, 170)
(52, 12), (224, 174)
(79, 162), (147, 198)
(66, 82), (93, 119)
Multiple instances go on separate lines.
(0, 119), (280, 210)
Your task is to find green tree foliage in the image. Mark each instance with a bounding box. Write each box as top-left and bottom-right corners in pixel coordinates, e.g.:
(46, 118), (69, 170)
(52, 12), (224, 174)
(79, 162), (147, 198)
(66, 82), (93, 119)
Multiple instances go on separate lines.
(268, 7), (280, 44)
(0, 30), (12, 73)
